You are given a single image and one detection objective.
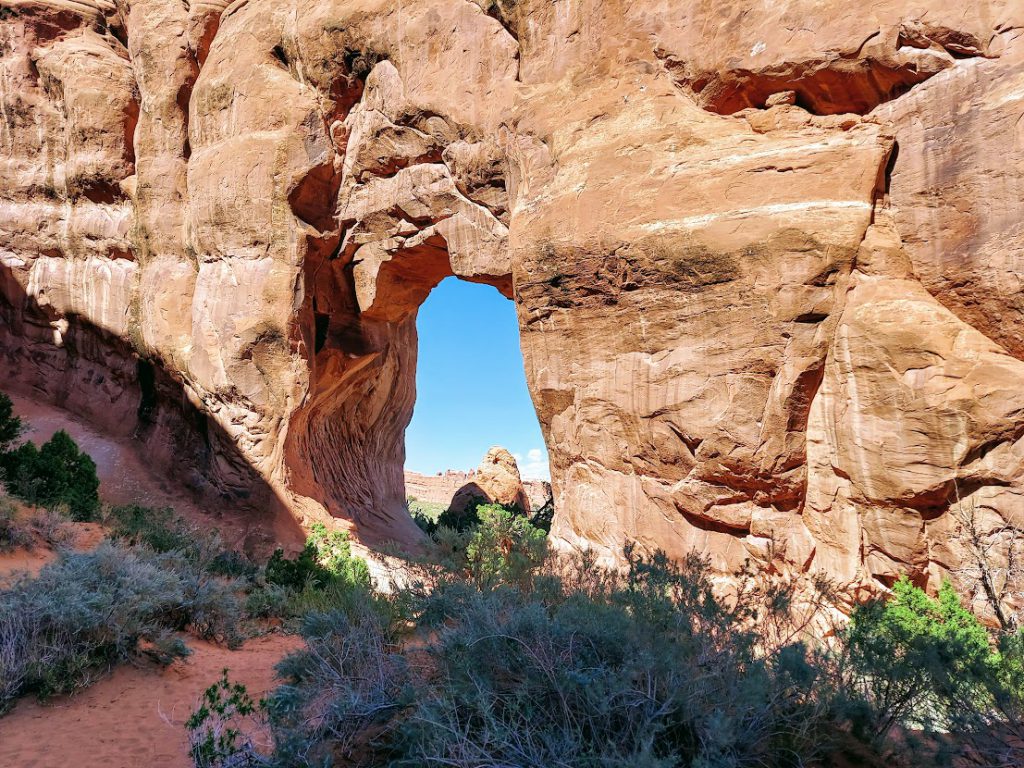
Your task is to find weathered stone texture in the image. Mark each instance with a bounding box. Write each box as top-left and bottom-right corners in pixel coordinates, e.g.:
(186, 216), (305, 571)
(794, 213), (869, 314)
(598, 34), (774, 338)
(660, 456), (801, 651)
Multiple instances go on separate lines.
(2, 0), (1023, 593)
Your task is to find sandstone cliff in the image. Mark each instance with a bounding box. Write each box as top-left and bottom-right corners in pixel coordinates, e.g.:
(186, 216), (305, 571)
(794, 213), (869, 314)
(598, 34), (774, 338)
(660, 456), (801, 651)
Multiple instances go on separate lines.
(1, 0), (1023, 596)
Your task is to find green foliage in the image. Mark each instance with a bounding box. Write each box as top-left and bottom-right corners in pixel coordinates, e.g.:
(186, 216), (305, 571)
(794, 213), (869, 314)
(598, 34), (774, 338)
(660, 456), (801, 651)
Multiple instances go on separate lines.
(0, 541), (244, 712)
(463, 503), (547, 589)
(0, 393), (23, 454)
(106, 504), (257, 580)
(107, 504), (197, 553)
(264, 549), (834, 768)
(407, 497), (445, 535)
(843, 576), (996, 744)
(105, 504), (249, 575)
(187, 670), (266, 768)
(3, 430), (100, 520)
(434, 497), (524, 533)
(265, 523), (369, 593)
(268, 605), (406, 766)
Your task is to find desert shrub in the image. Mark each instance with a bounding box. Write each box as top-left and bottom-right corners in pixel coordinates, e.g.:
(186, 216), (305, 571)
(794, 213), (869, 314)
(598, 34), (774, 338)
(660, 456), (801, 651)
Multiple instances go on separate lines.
(269, 605), (407, 767)
(265, 548), (833, 768)
(0, 496), (32, 551)
(2, 430), (100, 520)
(25, 506), (76, 549)
(106, 504), (256, 579)
(420, 503), (547, 590)
(107, 503), (197, 553)
(0, 541), (244, 712)
(187, 670), (267, 768)
(434, 497), (522, 533)
(838, 576), (1024, 764)
(956, 630), (1024, 766)
(407, 498), (445, 534)
(265, 523), (370, 593)
(0, 392), (23, 454)
(841, 576), (994, 745)
(463, 503), (547, 589)
(244, 584), (292, 620)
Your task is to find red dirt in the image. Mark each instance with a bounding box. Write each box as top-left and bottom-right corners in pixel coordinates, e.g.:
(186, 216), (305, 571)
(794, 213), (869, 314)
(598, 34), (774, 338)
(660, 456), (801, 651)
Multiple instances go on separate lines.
(0, 545), (53, 583)
(0, 394), (308, 766)
(0, 512), (105, 585)
(0, 634), (302, 768)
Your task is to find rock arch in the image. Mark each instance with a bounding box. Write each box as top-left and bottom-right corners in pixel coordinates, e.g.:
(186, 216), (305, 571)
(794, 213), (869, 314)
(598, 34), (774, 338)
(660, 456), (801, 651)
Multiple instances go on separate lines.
(3, 0), (1024, 602)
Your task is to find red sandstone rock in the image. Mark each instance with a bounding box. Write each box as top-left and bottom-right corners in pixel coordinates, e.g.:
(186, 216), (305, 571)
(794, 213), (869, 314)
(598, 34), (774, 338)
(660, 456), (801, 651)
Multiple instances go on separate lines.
(448, 446), (533, 515)
(2, 0), (1023, 595)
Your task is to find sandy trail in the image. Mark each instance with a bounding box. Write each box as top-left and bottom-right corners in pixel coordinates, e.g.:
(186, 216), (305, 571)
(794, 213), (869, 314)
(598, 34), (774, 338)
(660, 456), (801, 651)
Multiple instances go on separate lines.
(0, 634), (302, 768)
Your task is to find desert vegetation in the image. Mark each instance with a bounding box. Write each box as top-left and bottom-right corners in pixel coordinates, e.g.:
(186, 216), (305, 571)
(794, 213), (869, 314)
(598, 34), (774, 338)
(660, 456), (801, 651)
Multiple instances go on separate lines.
(181, 506), (1024, 768)
(0, 392), (100, 520)
(0, 499), (372, 715)
(0, 392), (372, 717)
(2, 391), (1023, 767)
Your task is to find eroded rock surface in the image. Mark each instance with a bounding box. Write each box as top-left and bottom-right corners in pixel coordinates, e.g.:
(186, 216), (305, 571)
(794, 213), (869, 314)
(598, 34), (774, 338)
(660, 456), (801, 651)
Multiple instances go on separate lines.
(2, 0), (1023, 595)
(448, 446), (533, 516)
(406, 467), (550, 513)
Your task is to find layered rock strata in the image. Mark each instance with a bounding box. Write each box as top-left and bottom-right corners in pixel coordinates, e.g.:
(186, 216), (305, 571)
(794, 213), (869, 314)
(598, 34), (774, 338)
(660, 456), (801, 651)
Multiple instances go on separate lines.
(1, 0), (1023, 596)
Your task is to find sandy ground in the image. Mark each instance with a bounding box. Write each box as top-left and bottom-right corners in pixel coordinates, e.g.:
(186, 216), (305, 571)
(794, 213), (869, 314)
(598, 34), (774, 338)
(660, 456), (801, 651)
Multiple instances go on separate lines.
(0, 634), (302, 768)
(0, 394), (305, 766)
(0, 518), (105, 584)
(5, 391), (276, 551)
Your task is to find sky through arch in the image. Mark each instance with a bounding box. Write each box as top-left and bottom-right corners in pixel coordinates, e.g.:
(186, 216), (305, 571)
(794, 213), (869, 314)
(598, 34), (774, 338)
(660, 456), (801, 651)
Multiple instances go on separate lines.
(404, 277), (550, 480)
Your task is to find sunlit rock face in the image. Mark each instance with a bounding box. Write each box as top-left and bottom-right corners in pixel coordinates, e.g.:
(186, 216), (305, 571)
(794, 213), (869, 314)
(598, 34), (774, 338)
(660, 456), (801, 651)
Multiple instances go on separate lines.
(2, 0), (1023, 593)
(448, 446), (533, 516)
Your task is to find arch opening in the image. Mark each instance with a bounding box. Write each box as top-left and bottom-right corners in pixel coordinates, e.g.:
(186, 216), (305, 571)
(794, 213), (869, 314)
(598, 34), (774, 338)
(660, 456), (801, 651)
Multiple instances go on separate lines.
(284, 231), (546, 548)
(404, 277), (550, 516)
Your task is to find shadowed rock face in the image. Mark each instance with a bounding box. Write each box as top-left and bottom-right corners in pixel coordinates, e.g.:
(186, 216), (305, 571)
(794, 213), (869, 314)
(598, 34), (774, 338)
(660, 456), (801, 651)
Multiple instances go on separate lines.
(1, 0), (1023, 593)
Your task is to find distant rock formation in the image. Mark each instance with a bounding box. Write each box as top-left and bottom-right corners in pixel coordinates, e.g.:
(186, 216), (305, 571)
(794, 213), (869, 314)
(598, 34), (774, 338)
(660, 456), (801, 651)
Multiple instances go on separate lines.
(450, 447), (532, 515)
(405, 448), (552, 514)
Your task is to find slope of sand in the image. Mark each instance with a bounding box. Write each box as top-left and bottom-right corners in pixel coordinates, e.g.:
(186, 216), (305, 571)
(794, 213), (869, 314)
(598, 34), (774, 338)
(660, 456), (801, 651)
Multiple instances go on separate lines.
(4, 392), (301, 553)
(0, 394), (307, 766)
(0, 634), (302, 768)
(0, 518), (105, 585)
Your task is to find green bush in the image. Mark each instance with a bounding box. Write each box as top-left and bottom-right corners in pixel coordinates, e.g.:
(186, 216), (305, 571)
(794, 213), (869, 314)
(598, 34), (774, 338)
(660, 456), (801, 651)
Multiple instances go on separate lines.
(435, 497), (521, 533)
(257, 534), (1024, 768)
(106, 504), (256, 579)
(2, 430), (100, 521)
(0, 392), (23, 454)
(407, 498), (445, 535)
(463, 503), (547, 589)
(264, 549), (834, 768)
(187, 670), (266, 768)
(265, 523), (369, 593)
(840, 575), (1024, 763)
(0, 541), (245, 712)
(107, 504), (197, 553)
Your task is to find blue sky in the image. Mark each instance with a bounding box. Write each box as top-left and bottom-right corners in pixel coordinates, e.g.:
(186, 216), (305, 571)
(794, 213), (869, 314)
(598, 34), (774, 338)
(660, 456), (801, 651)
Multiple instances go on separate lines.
(404, 277), (550, 480)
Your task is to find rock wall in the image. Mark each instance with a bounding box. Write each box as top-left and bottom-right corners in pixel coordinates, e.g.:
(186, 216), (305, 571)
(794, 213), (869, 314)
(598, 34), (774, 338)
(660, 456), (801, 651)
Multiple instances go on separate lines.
(1, 0), (1023, 594)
